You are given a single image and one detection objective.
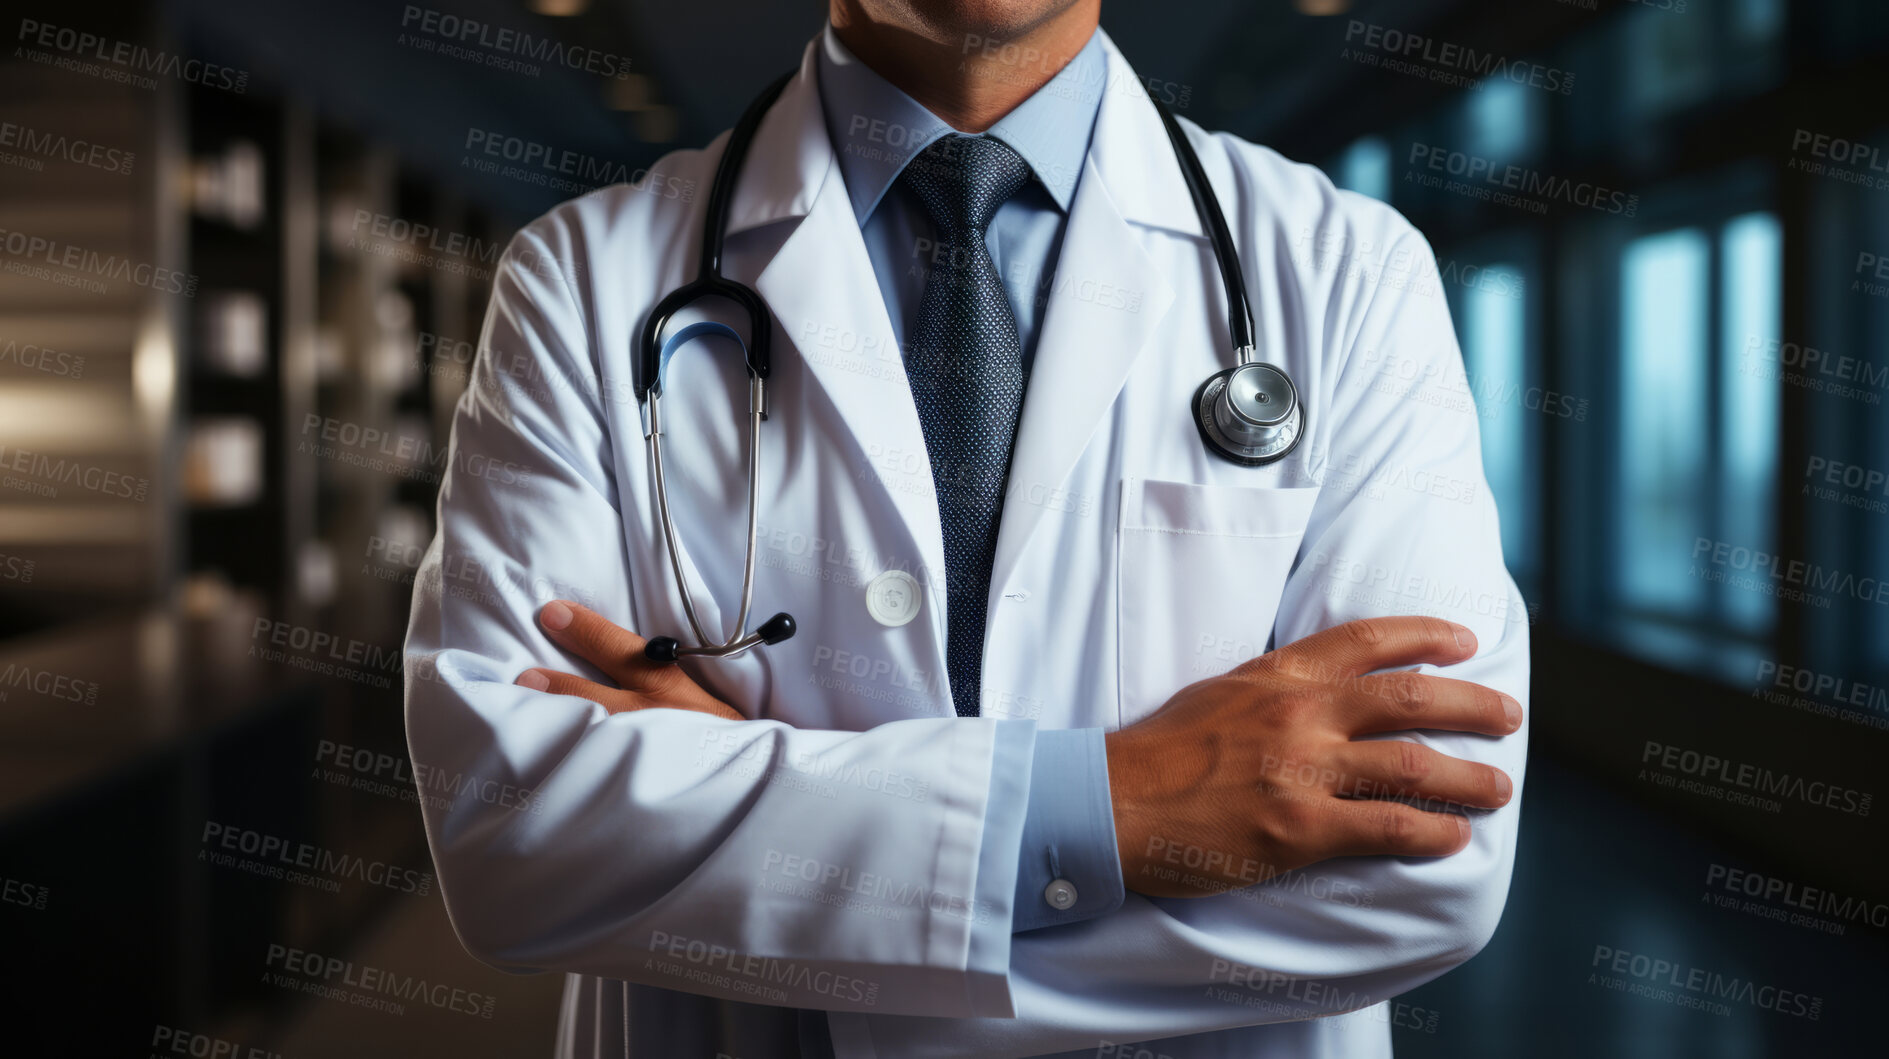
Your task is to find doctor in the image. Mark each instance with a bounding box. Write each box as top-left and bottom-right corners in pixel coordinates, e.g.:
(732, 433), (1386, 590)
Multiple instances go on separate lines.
(404, 0), (1530, 1056)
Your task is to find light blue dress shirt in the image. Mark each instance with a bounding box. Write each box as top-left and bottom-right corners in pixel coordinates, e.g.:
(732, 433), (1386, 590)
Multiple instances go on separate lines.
(819, 25), (1094, 374)
(814, 24), (1124, 941)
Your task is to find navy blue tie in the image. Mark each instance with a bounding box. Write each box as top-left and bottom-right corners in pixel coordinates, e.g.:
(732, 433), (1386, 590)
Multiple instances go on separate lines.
(899, 134), (1034, 718)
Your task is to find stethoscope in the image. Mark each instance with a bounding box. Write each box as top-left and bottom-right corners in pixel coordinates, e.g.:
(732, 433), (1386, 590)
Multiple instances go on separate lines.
(634, 70), (1304, 665)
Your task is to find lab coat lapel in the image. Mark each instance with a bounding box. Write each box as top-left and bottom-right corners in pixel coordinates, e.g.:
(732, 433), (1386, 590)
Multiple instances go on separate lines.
(747, 48), (950, 651)
(989, 40), (1187, 599)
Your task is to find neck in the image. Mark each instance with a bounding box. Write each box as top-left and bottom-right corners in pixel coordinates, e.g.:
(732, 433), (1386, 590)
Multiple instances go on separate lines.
(829, 0), (1100, 133)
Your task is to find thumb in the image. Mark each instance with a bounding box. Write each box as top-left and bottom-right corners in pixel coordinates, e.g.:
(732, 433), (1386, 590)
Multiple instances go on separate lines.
(537, 600), (657, 689)
(536, 600), (729, 709)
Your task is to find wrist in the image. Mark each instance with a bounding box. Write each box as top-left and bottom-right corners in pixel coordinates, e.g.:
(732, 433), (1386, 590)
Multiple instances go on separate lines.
(1104, 729), (1150, 878)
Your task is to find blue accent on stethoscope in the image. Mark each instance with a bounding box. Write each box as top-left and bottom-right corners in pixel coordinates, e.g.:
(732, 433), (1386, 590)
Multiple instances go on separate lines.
(658, 320), (748, 376)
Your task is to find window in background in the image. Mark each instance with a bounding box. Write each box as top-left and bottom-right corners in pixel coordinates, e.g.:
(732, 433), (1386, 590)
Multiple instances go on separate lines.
(1717, 213), (1781, 636)
(1621, 0), (1783, 122)
(1622, 6), (1714, 120)
(1723, 0), (1785, 92)
(1462, 76), (1538, 164)
(1332, 135), (1390, 202)
(1730, 0), (1785, 42)
(1610, 214), (1781, 677)
(1618, 228), (1711, 620)
(1456, 259), (1535, 582)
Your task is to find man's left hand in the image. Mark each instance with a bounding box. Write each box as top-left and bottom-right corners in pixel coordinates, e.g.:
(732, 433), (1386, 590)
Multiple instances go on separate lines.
(514, 600), (743, 722)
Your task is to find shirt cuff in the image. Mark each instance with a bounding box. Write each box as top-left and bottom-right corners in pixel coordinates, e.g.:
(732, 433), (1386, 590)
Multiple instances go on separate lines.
(963, 719), (1034, 1007)
(1011, 727), (1124, 932)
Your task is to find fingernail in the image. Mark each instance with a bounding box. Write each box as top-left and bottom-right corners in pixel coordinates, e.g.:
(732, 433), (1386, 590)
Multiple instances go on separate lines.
(1503, 696), (1523, 728)
(516, 670), (549, 691)
(541, 600), (574, 631)
(1493, 771), (1512, 802)
(1453, 625), (1476, 653)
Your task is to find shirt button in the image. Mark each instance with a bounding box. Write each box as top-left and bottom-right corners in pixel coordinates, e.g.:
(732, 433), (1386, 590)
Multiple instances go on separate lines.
(1044, 879), (1078, 911)
(865, 570), (921, 627)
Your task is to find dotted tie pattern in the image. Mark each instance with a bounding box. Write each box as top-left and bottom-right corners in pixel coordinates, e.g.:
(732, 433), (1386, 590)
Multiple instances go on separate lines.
(898, 134), (1035, 719)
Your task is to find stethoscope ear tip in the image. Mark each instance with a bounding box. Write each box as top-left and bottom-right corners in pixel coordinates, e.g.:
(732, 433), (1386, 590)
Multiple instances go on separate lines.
(758, 612), (797, 645)
(644, 636), (682, 664)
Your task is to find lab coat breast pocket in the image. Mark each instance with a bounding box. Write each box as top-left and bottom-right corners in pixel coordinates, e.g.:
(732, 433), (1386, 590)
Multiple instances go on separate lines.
(1116, 477), (1321, 726)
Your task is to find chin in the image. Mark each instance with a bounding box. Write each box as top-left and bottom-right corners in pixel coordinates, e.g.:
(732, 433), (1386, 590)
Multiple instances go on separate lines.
(894, 0), (1088, 42)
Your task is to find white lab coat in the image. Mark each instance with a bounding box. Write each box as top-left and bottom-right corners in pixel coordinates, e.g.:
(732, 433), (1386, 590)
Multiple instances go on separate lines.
(404, 28), (1529, 1059)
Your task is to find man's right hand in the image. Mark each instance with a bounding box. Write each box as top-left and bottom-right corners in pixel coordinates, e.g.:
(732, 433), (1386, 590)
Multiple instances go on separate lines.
(1106, 616), (1522, 899)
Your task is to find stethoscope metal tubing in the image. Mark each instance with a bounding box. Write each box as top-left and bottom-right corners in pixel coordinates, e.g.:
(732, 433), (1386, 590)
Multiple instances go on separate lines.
(643, 383), (769, 657)
(735, 396), (763, 643)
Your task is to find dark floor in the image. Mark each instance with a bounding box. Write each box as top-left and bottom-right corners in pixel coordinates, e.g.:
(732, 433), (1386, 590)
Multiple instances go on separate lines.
(1396, 754), (1886, 1059)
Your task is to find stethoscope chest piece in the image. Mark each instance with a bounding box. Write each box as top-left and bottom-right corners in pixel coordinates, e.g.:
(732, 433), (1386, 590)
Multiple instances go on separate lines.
(1193, 361), (1303, 466)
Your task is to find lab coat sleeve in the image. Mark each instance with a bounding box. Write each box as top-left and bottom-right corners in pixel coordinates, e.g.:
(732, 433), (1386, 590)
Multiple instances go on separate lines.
(825, 222), (1530, 1056)
(403, 223), (1035, 1019)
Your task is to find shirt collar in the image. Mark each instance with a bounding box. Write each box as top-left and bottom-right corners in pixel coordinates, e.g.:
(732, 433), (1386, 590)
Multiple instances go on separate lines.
(816, 22), (1106, 226)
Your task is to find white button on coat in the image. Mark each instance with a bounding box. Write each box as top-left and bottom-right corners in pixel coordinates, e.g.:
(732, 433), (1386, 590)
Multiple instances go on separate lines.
(865, 569), (921, 627)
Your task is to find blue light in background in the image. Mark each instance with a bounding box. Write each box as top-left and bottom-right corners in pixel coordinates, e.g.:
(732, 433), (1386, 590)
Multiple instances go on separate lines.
(1611, 213), (1781, 674)
(1463, 76), (1536, 163)
(1618, 228), (1711, 619)
(1333, 135), (1390, 201)
(1718, 212), (1781, 636)
(1461, 267), (1530, 573)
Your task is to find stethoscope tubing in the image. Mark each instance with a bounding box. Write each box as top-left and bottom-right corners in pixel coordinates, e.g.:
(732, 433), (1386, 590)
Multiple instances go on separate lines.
(643, 388), (770, 659)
